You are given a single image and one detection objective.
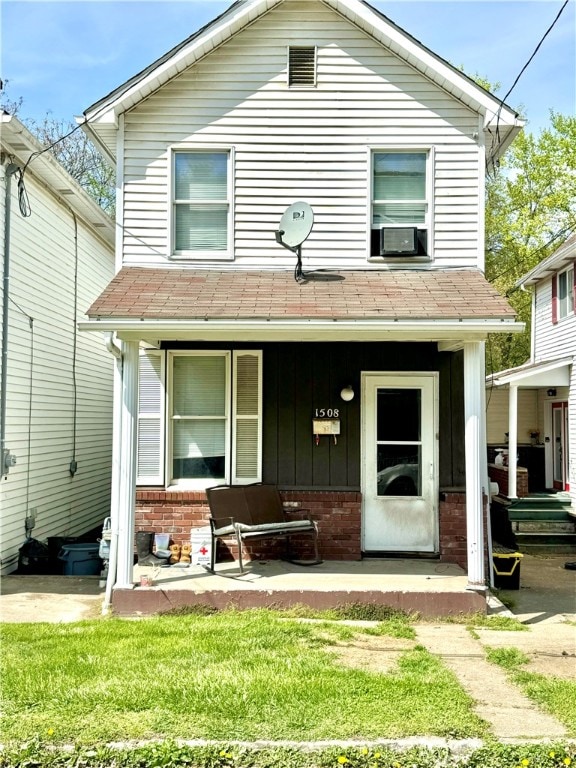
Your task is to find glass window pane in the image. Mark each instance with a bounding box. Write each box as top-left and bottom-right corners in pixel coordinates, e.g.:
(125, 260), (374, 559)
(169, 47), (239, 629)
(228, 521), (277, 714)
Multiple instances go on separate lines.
(377, 389), (421, 442)
(175, 205), (228, 251)
(377, 445), (421, 496)
(374, 153), (426, 200)
(173, 420), (225, 479)
(173, 356), (226, 416)
(175, 153), (227, 200)
(373, 203), (426, 225)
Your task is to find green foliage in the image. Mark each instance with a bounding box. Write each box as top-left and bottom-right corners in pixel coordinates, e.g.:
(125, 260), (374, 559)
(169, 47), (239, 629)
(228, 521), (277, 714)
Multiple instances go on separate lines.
(486, 112), (576, 372)
(0, 741), (575, 768)
(25, 116), (116, 217)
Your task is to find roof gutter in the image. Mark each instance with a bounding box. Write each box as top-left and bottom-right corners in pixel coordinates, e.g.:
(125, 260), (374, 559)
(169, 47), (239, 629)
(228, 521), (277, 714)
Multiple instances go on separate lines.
(79, 317), (524, 342)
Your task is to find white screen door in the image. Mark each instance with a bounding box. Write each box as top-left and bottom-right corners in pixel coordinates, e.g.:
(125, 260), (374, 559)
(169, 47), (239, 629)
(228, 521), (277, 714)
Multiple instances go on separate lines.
(362, 373), (438, 552)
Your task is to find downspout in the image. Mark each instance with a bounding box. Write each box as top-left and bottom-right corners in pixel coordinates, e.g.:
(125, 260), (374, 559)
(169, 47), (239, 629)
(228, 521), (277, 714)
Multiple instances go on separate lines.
(103, 332), (122, 614)
(1, 163), (21, 478)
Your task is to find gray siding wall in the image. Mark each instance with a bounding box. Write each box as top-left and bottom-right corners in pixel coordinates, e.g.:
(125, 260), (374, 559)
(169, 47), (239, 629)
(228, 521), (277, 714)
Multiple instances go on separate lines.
(0, 172), (114, 574)
(122, 0), (482, 270)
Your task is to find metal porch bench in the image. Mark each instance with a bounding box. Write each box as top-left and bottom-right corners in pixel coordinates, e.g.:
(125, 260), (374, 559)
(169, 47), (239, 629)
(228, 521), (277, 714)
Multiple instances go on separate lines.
(206, 483), (322, 574)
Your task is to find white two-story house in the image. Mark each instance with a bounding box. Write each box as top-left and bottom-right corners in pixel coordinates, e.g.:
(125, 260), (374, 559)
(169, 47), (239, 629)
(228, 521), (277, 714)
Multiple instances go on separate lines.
(488, 233), (575, 510)
(78, 0), (523, 602)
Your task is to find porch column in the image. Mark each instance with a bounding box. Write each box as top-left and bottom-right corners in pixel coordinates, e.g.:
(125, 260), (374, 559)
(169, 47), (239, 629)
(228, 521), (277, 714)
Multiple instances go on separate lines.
(464, 341), (485, 589)
(507, 384), (519, 499)
(115, 340), (139, 589)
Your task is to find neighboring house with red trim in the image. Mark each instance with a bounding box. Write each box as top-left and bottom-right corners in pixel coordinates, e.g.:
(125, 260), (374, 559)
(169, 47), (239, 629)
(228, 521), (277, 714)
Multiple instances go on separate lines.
(1, 115), (115, 574)
(78, 0), (524, 596)
(487, 233), (575, 511)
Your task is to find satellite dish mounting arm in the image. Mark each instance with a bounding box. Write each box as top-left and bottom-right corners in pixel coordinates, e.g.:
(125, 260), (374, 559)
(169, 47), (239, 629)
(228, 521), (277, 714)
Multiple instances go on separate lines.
(274, 229), (304, 282)
(274, 202), (314, 283)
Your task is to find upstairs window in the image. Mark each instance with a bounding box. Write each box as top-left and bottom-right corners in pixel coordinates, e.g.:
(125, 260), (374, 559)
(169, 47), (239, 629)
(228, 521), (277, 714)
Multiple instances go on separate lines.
(288, 46), (316, 86)
(370, 151), (430, 258)
(172, 150), (232, 258)
(558, 264), (575, 319)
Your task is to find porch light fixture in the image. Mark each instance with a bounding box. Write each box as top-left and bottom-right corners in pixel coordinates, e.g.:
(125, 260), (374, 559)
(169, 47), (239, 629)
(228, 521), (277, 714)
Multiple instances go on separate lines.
(340, 385), (354, 402)
(547, 389), (557, 397)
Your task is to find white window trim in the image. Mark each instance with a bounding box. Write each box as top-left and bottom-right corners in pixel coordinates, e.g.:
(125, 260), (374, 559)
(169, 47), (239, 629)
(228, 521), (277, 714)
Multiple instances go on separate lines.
(366, 146), (434, 263)
(558, 264), (575, 320)
(167, 351), (232, 490)
(168, 145), (235, 261)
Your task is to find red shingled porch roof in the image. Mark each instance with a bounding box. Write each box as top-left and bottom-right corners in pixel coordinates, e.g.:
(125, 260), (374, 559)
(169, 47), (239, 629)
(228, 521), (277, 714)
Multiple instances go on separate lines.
(87, 268), (515, 321)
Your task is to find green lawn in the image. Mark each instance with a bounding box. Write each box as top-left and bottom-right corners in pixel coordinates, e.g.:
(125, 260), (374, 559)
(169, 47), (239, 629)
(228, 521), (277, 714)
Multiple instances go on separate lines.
(0, 610), (487, 746)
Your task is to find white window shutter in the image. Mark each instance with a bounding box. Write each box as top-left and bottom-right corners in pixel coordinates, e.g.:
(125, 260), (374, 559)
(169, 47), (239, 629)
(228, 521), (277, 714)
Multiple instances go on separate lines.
(137, 350), (165, 485)
(232, 351), (262, 484)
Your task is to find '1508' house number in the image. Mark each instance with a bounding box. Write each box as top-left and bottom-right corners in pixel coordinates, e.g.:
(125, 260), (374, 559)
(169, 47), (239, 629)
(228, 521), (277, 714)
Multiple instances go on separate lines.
(314, 409), (340, 418)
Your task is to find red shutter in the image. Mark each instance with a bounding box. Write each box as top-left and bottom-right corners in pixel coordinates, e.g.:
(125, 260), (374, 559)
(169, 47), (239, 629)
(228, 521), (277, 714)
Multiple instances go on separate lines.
(551, 274), (558, 324)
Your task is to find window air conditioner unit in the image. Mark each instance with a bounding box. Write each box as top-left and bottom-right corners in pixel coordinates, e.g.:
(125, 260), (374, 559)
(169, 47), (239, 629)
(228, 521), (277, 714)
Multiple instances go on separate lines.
(380, 227), (418, 255)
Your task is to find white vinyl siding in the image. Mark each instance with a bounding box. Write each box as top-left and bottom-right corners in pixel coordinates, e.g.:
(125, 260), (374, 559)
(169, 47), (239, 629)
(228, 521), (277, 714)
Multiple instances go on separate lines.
(533, 278), (576, 363)
(0, 165), (114, 575)
(137, 351), (165, 484)
(122, 0), (481, 271)
(136, 350), (262, 487)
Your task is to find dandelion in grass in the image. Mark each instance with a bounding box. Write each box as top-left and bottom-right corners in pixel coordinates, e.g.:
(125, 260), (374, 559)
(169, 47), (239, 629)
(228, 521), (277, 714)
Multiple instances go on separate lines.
(550, 754), (556, 760)
(522, 760), (530, 766)
(337, 757), (349, 764)
(46, 728), (54, 737)
(361, 747), (368, 755)
(563, 759), (572, 766)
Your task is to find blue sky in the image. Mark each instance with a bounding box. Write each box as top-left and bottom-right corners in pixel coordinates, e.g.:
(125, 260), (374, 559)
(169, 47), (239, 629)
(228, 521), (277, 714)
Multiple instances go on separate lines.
(2, 0), (574, 135)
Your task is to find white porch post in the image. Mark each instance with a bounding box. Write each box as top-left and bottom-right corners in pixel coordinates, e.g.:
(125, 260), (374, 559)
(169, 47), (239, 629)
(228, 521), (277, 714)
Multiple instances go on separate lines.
(115, 340), (139, 589)
(464, 341), (485, 589)
(507, 384), (518, 499)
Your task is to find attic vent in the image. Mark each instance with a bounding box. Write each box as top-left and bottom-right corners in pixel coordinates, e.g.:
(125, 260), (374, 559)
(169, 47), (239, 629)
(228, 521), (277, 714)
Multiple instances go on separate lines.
(288, 46), (316, 86)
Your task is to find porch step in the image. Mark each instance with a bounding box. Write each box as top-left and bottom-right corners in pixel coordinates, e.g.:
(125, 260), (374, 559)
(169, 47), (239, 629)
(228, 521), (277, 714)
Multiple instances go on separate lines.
(515, 533), (576, 555)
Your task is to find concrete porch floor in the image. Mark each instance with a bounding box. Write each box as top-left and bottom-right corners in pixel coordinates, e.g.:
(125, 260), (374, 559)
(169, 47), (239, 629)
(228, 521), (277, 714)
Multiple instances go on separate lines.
(114, 558), (487, 617)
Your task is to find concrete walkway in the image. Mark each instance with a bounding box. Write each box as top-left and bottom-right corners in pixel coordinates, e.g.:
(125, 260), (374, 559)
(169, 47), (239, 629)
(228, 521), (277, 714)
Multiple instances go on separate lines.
(415, 623), (569, 741)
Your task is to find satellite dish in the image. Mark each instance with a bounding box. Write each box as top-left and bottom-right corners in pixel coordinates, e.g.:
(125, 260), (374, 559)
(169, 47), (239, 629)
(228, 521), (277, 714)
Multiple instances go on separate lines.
(275, 201), (314, 282)
(277, 201), (314, 248)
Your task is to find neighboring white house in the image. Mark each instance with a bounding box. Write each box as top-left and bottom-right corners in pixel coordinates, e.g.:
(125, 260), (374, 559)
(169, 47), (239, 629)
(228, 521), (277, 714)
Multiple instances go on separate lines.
(487, 233), (575, 510)
(0, 114), (115, 574)
(78, 0), (524, 602)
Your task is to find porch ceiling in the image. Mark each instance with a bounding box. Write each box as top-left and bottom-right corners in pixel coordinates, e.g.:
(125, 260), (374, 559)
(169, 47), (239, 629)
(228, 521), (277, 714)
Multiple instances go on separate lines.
(83, 268), (520, 342)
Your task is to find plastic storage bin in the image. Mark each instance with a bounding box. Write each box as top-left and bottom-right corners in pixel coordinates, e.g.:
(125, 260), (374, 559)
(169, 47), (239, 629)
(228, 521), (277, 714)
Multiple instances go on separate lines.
(58, 542), (102, 576)
(492, 546), (523, 589)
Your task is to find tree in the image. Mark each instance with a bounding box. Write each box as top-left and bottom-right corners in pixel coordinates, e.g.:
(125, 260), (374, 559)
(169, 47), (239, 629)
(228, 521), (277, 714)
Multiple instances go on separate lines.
(1, 83), (115, 217)
(485, 112), (576, 373)
(26, 116), (116, 217)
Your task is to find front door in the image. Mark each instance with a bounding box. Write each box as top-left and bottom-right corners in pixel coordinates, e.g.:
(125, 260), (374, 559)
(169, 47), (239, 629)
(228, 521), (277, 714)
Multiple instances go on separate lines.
(552, 401), (569, 491)
(362, 373), (438, 553)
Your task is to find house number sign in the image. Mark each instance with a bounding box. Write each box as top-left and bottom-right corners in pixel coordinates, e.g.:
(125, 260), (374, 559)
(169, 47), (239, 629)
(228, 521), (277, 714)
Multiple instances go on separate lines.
(314, 408), (340, 418)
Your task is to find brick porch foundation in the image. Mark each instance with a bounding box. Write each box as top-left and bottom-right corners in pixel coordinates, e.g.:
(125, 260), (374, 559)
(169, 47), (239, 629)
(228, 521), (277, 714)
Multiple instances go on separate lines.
(136, 488), (475, 570)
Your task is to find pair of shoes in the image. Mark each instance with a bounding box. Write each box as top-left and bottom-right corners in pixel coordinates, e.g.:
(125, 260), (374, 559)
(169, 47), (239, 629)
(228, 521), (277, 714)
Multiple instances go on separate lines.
(168, 543), (192, 565)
